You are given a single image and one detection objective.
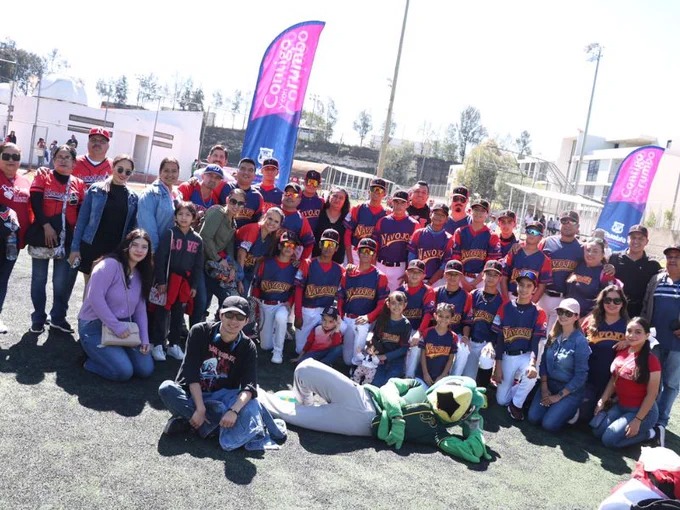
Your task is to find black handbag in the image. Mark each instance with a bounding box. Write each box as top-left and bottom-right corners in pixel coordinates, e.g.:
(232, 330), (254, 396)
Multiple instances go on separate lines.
(25, 215), (63, 248)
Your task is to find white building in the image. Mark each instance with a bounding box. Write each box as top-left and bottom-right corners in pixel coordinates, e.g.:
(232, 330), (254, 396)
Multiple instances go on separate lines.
(0, 75), (203, 180)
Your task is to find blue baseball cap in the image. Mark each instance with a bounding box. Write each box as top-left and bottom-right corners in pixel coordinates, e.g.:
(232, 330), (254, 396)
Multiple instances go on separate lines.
(203, 164), (224, 178)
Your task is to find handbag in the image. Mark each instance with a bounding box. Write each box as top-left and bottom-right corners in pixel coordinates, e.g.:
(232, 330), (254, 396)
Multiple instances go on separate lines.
(149, 229), (173, 306)
(26, 176), (70, 259)
(99, 264), (142, 348)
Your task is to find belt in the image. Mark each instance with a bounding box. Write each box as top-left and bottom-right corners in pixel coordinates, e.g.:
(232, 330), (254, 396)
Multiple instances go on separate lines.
(545, 290), (564, 298)
(262, 299), (285, 305)
(464, 272), (480, 278)
(346, 314), (360, 319)
(378, 260), (402, 267)
(471, 338), (488, 344)
(506, 349), (530, 356)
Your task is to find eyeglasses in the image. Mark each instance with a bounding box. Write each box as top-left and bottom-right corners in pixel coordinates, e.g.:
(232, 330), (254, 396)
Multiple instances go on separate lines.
(222, 312), (247, 321)
(116, 166), (133, 176)
(320, 240), (337, 249)
(560, 218), (577, 225)
(370, 186), (385, 194)
(281, 241), (297, 249)
(284, 191), (299, 199)
(229, 198), (246, 207)
(526, 228), (542, 236)
(358, 248), (375, 255)
(556, 309), (576, 318)
(451, 196), (466, 203)
(306, 179), (319, 187)
(55, 155), (73, 162)
(603, 297), (623, 305)
(1, 153), (20, 162)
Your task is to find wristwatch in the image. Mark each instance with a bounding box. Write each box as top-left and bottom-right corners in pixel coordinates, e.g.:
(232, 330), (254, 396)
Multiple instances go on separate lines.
(558, 390), (565, 398)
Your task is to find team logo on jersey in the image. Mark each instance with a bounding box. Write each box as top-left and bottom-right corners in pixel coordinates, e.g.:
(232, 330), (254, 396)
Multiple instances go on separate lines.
(381, 332), (402, 343)
(417, 248), (444, 263)
(473, 309), (495, 323)
(611, 221), (625, 234)
(403, 308), (423, 319)
(305, 284), (338, 299)
(552, 259), (579, 273)
(567, 273), (592, 285)
(258, 147), (274, 165)
(461, 249), (487, 263)
(345, 287), (376, 301)
(380, 232), (411, 247)
(354, 225), (374, 240)
(503, 326), (533, 342)
(425, 344), (452, 358)
(261, 280), (292, 294)
(588, 330), (625, 344)
(237, 208), (256, 221)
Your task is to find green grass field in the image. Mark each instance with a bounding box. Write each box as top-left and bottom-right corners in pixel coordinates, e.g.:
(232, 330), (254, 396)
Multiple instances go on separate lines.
(1, 254), (677, 510)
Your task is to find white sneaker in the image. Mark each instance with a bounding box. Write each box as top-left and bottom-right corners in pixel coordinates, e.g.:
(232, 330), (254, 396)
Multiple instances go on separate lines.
(152, 345), (166, 361)
(0, 320), (7, 334)
(167, 344), (185, 360)
(567, 409), (580, 425)
(271, 352), (283, 364)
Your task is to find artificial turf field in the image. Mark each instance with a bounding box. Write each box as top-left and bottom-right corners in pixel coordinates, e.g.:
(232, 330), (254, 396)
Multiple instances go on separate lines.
(1, 253), (678, 510)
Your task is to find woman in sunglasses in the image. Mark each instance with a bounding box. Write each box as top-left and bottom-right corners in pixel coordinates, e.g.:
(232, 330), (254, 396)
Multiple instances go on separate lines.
(70, 154), (138, 284)
(579, 285), (629, 422)
(565, 238), (616, 318)
(199, 188), (245, 317)
(528, 298), (591, 432)
(312, 187), (350, 264)
(0, 143), (31, 333)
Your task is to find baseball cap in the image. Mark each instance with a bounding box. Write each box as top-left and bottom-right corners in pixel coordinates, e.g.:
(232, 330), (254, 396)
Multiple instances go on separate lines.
(525, 221), (545, 234)
(279, 230), (300, 245)
(628, 224), (648, 237)
(370, 178), (387, 191)
(202, 164), (224, 178)
(407, 259), (426, 273)
(320, 228), (340, 244)
(560, 210), (580, 223)
(392, 190), (409, 202)
(483, 260), (503, 274)
(431, 202), (449, 216)
(284, 182), (302, 193)
(498, 210), (516, 221)
(89, 127), (111, 141)
(470, 199), (490, 212)
(452, 186), (469, 199)
(322, 304), (339, 320)
(305, 170), (322, 182)
(261, 158), (279, 170)
(663, 244), (680, 256)
(220, 295), (250, 317)
(556, 298), (580, 315)
(357, 238), (377, 251)
(444, 259), (464, 274)
(516, 270), (538, 286)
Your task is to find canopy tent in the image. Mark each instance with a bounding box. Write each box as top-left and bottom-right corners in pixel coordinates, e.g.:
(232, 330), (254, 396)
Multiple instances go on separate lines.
(506, 182), (604, 209)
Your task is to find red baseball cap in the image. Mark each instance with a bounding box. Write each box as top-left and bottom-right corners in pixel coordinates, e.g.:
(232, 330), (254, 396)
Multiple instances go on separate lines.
(89, 127), (111, 141)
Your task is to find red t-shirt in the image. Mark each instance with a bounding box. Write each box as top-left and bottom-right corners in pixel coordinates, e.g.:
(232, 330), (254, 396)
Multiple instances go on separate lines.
(30, 172), (85, 227)
(612, 350), (661, 408)
(0, 171), (31, 247)
(72, 156), (111, 186)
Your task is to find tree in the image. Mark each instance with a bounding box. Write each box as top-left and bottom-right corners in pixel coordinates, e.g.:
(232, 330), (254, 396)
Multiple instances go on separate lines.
(43, 48), (70, 74)
(457, 106), (488, 162)
(229, 89), (243, 128)
(380, 119), (397, 143)
(96, 78), (115, 103)
(301, 96), (337, 142)
(0, 39), (45, 94)
(136, 73), (159, 106)
(352, 110), (373, 146)
(460, 140), (516, 203)
(323, 98), (338, 141)
(515, 130), (532, 158)
(212, 90), (224, 109)
(441, 123), (458, 162)
(113, 75), (128, 104)
(384, 141), (416, 187)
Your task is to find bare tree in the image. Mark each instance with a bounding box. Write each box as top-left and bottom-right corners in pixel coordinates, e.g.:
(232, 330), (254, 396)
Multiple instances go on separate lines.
(352, 110), (373, 146)
(456, 106), (488, 162)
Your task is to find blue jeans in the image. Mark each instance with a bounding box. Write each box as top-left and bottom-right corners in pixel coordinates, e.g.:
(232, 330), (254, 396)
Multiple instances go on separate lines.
(372, 357), (405, 387)
(78, 319), (154, 381)
(300, 345), (343, 366)
(592, 402), (659, 448)
(204, 273), (229, 320)
(654, 346), (680, 427)
(0, 256), (17, 315)
(190, 271), (207, 327)
(30, 257), (79, 325)
(528, 381), (582, 432)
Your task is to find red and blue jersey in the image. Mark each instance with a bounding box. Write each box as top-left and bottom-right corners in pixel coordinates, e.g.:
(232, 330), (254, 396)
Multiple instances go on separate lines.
(219, 184), (264, 228)
(236, 223), (273, 271)
(503, 248), (553, 295)
(295, 258), (344, 311)
(73, 156), (111, 186)
(492, 301), (547, 358)
(433, 286), (472, 334)
(469, 289), (504, 343)
(583, 316), (626, 394)
(252, 257), (297, 303)
(451, 225), (501, 275)
(338, 266), (389, 320)
(281, 210), (316, 258)
(539, 236), (583, 293)
(398, 283), (436, 332)
(408, 226), (452, 279)
(418, 327), (458, 380)
(30, 172), (85, 228)
(256, 184), (283, 212)
(344, 203), (388, 248)
(177, 181), (218, 214)
(499, 234), (519, 257)
(565, 262), (612, 317)
(444, 215), (471, 236)
(373, 214), (419, 264)
(298, 193), (324, 233)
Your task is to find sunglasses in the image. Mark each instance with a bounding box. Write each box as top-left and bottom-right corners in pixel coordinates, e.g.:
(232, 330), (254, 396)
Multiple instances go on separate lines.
(116, 166), (133, 176)
(556, 309), (576, 318)
(451, 196), (466, 203)
(370, 186), (385, 194)
(229, 198), (246, 207)
(281, 241), (297, 249)
(284, 191), (299, 199)
(320, 240), (337, 249)
(222, 311), (247, 321)
(560, 218), (577, 225)
(526, 228), (542, 236)
(358, 248), (375, 255)
(603, 297), (623, 305)
(1, 153), (20, 162)
(306, 179), (319, 187)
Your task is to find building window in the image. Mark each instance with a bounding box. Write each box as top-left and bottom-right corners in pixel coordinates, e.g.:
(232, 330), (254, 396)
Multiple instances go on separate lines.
(608, 160), (621, 182)
(586, 160), (599, 182)
(601, 186), (610, 202)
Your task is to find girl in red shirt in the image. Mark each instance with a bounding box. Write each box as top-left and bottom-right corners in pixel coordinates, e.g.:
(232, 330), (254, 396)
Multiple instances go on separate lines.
(591, 317), (662, 448)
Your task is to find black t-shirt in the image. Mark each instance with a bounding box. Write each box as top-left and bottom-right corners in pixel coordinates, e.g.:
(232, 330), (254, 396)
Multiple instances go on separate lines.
(609, 251), (661, 317)
(92, 183), (128, 249)
(176, 322), (258, 396)
(407, 204), (431, 229)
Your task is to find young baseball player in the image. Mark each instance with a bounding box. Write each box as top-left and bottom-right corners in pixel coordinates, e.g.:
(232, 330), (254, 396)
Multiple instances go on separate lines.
(408, 202), (452, 286)
(298, 170), (325, 234)
(343, 177), (389, 264)
(418, 302), (458, 388)
(497, 209), (519, 257)
(491, 270), (547, 421)
(255, 158), (283, 212)
(500, 221), (552, 302)
(371, 290), (412, 386)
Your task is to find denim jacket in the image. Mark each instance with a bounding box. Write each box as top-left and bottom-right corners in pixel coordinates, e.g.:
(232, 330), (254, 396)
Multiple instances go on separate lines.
(136, 179), (176, 251)
(539, 329), (591, 395)
(70, 180), (138, 252)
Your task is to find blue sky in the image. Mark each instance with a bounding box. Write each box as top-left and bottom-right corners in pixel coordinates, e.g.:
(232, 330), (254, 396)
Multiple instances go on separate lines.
(4, 0), (680, 159)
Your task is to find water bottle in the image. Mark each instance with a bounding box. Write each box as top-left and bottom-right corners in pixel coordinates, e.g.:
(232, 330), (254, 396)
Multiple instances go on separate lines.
(6, 232), (17, 261)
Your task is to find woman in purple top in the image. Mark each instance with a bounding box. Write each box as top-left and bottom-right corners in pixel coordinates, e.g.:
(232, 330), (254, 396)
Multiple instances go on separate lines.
(78, 229), (155, 381)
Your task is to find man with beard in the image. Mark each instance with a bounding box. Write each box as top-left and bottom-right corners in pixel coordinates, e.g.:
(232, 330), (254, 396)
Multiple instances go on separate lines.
(72, 128), (112, 186)
(444, 186), (471, 235)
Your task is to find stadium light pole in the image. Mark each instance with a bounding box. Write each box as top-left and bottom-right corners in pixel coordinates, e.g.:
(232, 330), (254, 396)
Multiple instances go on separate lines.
(571, 43), (602, 186)
(376, 0), (410, 178)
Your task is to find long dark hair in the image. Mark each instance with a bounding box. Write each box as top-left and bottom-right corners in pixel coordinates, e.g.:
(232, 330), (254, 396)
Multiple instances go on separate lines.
(589, 285), (629, 337)
(104, 229), (154, 298)
(321, 186), (351, 219)
(373, 290), (407, 343)
(628, 317), (651, 384)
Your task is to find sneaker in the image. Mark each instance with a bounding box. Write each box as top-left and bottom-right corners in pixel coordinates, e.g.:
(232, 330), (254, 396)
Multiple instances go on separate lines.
(0, 319), (7, 334)
(272, 352), (283, 364)
(567, 409), (580, 425)
(29, 323), (45, 334)
(151, 345), (167, 361)
(50, 320), (75, 334)
(167, 344), (185, 360)
(654, 424), (666, 448)
(163, 417), (190, 435)
(507, 403), (524, 421)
